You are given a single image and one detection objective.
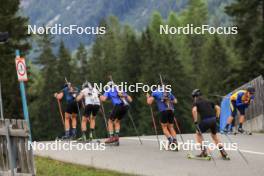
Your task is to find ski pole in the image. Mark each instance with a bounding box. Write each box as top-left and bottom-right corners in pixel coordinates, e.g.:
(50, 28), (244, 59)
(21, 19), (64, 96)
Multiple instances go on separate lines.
(173, 117), (184, 144)
(56, 99), (65, 126)
(149, 105), (160, 148)
(127, 110), (143, 145)
(223, 133), (249, 164)
(76, 101), (83, 128)
(196, 124), (217, 166)
(100, 103), (109, 137)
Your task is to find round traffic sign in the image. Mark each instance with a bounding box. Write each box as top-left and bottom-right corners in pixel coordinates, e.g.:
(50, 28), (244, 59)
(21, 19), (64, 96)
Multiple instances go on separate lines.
(16, 60), (26, 76)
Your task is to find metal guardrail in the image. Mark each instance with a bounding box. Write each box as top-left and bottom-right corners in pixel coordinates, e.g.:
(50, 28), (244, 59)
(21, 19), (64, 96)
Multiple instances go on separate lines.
(0, 119), (35, 176)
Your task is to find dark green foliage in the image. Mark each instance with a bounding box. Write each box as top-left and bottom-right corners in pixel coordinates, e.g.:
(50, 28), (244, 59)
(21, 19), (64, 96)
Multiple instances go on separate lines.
(0, 0), (30, 119)
(2, 0), (261, 140)
(225, 0), (264, 86)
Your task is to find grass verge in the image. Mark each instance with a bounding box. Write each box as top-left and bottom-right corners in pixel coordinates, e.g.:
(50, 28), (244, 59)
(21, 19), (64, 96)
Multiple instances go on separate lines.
(35, 156), (134, 176)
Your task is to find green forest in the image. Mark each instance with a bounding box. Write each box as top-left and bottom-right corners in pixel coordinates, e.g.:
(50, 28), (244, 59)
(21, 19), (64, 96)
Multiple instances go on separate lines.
(0, 0), (263, 140)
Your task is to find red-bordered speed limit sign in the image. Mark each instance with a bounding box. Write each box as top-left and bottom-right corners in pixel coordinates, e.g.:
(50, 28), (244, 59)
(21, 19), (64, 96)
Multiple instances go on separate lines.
(15, 57), (28, 81)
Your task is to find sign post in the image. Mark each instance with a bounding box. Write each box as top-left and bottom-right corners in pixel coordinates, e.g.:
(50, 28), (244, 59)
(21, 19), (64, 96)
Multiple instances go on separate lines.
(15, 49), (32, 141)
(0, 81), (3, 120)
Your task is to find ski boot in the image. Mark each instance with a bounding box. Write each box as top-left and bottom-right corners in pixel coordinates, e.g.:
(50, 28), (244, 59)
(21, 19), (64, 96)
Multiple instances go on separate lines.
(196, 150), (208, 158)
(57, 130), (71, 141)
(220, 148), (230, 160)
(77, 133), (87, 142)
(113, 136), (120, 146)
(223, 127), (229, 134)
(70, 128), (77, 140)
(88, 132), (94, 142)
(169, 138), (179, 151)
(238, 127), (245, 134)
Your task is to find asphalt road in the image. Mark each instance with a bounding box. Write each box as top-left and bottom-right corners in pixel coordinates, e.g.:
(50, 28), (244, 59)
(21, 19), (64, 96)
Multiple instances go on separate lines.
(34, 133), (264, 176)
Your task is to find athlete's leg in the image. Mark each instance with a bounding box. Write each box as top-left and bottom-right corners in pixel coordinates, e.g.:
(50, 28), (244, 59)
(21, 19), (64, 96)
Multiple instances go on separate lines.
(196, 120), (209, 155)
(211, 133), (221, 146)
(81, 116), (87, 132)
(211, 133), (228, 158)
(168, 123), (177, 138)
(160, 123), (170, 138)
(108, 119), (114, 136)
(224, 101), (236, 131)
(64, 112), (71, 137)
(71, 113), (77, 128)
(195, 131), (203, 145)
(227, 116), (234, 124)
(167, 111), (177, 138)
(77, 116), (87, 141)
(71, 113), (77, 138)
(89, 115), (96, 139)
(114, 119), (120, 137)
(90, 115), (95, 129)
(239, 114), (245, 122)
(195, 131), (207, 155)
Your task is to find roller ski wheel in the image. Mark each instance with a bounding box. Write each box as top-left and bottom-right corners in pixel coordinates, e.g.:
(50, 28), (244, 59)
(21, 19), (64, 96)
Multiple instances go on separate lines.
(105, 141), (119, 146)
(187, 153), (211, 161)
(222, 155), (231, 160)
(55, 136), (71, 141)
(105, 136), (119, 146)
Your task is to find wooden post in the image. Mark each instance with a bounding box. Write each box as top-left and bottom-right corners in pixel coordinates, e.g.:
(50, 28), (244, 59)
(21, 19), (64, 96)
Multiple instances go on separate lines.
(5, 120), (15, 176)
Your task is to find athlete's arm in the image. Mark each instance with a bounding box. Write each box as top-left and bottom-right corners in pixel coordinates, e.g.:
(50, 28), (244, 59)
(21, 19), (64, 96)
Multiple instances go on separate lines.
(146, 93), (154, 105)
(126, 95), (133, 102)
(100, 95), (107, 102)
(215, 105), (221, 118)
(170, 94), (177, 104)
(192, 106), (198, 123)
(76, 93), (84, 102)
(54, 92), (63, 100)
(100, 91), (109, 102)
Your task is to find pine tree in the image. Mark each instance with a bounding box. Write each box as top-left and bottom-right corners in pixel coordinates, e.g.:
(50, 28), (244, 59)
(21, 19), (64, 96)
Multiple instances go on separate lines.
(181, 0), (209, 86)
(225, 0), (264, 84)
(0, 0), (30, 119)
(200, 35), (231, 99)
(57, 40), (73, 85)
(29, 34), (62, 140)
(74, 43), (89, 85)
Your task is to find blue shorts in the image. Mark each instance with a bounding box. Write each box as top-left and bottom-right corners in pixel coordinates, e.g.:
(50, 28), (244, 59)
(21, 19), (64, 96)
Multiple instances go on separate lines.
(199, 117), (217, 134)
(230, 100), (245, 117)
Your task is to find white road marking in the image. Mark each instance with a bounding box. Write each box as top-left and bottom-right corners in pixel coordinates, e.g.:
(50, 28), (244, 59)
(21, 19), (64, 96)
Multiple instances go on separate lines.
(240, 149), (264, 156)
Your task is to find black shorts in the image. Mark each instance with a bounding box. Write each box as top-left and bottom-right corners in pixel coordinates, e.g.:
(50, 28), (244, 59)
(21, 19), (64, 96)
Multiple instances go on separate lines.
(199, 117), (217, 135)
(84, 104), (100, 117)
(230, 100), (245, 117)
(159, 110), (174, 124)
(110, 104), (129, 121)
(66, 102), (78, 114)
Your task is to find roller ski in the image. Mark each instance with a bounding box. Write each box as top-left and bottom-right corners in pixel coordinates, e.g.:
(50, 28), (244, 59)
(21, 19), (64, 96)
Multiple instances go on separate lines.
(187, 152), (211, 161)
(75, 133), (100, 143)
(231, 128), (252, 135)
(55, 135), (72, 141)
(55, 130), (75, 141)
(105, 136), (120, 146)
